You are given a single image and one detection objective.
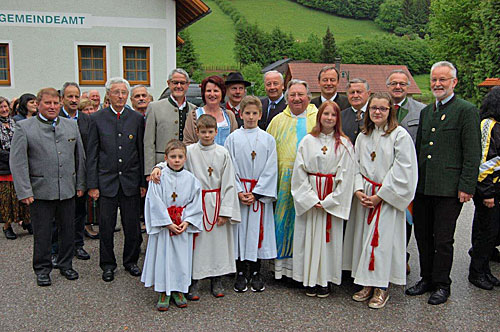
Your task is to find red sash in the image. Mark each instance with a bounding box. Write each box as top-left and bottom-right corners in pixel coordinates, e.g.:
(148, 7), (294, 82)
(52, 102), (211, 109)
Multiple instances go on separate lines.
(308, 172), (336, 242)
(240, 178), (264, 248)
(167, 205), (185, 236)
(362, 175), (383, 271)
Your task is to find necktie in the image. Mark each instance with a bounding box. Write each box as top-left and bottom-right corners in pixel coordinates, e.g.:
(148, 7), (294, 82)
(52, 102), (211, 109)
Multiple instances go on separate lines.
(117, 112), (121, 120)
(437, 101), (443, 111)
(356, 109), (362, 121)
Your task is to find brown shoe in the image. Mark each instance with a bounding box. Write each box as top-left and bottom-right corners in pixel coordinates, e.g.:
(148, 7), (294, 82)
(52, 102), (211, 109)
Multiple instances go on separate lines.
(368, 288), (390, 309)
(352, 286), (373, 302)
(84, 225), (99, 239)
(406, 263), (411, 275)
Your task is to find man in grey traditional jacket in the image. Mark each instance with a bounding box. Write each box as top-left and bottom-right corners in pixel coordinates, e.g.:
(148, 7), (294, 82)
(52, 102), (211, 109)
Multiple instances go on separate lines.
(10, 87), (86, 287)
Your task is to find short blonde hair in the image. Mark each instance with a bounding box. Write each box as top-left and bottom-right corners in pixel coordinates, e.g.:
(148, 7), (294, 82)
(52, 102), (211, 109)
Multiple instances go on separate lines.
(165, 139), (187, 156)
(240, 95), (262, 114)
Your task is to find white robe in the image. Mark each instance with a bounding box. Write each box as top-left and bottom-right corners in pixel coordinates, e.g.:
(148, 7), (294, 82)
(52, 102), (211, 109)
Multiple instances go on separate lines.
(225, 127), (278, 261)
(186, 142), (241, 279)
(291, 134), (355, 286)
(343, 126), (417, 288)
(141, 168), (203, 295)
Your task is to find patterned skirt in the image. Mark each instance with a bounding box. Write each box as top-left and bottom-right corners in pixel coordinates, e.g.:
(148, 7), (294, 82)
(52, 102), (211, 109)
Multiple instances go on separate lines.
(0, 181), (30, 228)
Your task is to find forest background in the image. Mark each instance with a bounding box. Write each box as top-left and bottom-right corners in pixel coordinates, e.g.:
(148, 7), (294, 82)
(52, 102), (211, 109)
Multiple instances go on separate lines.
(177, 0), (500, 105)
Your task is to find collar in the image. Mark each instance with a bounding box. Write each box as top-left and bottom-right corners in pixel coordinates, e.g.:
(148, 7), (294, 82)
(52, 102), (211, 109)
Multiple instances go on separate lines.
(110, 105), (124, 115)
(436, 93), (454, 107)
(167, 164), (184, 173)
(396, 97), (407, 107)
(61, 107), (79, 120)
(320, 93), (338, 103)
(169, 95), (187, 109)
(197, 141), (216, 151)
(37, 113), (59, 125)
(268, 94), (284, 105)
(352, 102), (368, 113)
(226, 101), (240, 111)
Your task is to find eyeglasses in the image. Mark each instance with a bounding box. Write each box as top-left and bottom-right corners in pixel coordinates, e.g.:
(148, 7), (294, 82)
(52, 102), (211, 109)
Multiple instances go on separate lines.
(388, 82), (408, 87)
(431, 77), (454, 84)
(369, 106), (390, 112)
(110, 90), (128, 96)
(170, 81), (187, 86)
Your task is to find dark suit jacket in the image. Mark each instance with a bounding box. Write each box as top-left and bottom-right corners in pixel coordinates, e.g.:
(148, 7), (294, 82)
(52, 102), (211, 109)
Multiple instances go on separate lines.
(60, 109), (91, 152)
(87, 107), (146, 197)
(311, 94), (350, 111)
(416, 96), (481, 197)
(341, 107), (365, 145)
(259, 96), (287, 130)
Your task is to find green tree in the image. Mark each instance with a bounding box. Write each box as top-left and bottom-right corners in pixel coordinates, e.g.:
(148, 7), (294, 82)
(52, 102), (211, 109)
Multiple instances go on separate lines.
(240, 63), (266, 96)
(268, 27), (295, 64)
(176, 30), (202, 77)
(234, 24), (270, 66)
(320, 27), (338, 63)
(291, 33), (322, 63)
(375, 0), (404, 32)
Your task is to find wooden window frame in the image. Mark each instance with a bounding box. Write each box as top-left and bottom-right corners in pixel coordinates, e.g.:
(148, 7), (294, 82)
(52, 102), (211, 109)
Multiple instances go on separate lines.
(0, 43), (11, 86)
(78, 45), (107, 86)
(123, 46), (150, 86)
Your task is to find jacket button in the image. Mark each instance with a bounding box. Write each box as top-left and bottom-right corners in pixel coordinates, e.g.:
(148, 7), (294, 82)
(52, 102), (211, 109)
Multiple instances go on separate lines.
(118, 171), (122, 175)
(427, 155), (432, 159)
(175, 132), (178, 136)
(118, 146), (122, 150)
(56, 140), (59, 143)
(429, 142), (434, 146)
(58, 151), (61, 155)
(118, 133), (122, 137)
(175, 120), (178, 124)
(431, 128), (436, 132)
(174, 109), (178, 112)
(118, 159), (122, 163)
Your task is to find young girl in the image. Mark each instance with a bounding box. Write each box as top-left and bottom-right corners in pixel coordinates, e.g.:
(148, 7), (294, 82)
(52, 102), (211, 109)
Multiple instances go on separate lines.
(343, 92), (417, 309)
(141, 139), (203, 311)
(291, 101), (355, 297)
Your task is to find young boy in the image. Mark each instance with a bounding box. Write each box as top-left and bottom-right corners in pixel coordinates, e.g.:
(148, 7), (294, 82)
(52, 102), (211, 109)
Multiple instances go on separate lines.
(141, 139), (203, 311)
(224, 96), (278, 292)
(151, 114), (240, 299)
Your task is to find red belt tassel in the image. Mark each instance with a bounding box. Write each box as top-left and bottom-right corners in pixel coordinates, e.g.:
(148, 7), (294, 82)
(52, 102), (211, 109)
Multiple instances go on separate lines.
(308, 172), (336, 242)
(194, 188), (222, 250)
(240, 178), (264, 248)
(362, 175), (382, 271)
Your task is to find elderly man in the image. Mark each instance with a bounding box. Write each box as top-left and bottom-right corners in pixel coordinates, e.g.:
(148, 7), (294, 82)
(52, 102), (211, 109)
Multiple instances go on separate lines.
(144, 68), (196, 178)
(10, 88), (86, 287)
(341, 78), (370, 144)
(406, 61), (481, 305)
(259, 70), (287, 130)
(130, 85), (150, 118)
(267, 79), (317, 281)
(53, 82), (93, 261)
(87, 77), (146, 282)
(88, 89), (101, 112)
(225, 72), (251, 127)
(386, 70), (426, 275)
(311, 65), (350, 111)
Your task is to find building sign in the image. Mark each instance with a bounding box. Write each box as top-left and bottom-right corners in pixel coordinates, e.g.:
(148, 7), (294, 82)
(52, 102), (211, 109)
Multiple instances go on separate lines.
(0, 11), (90, 28)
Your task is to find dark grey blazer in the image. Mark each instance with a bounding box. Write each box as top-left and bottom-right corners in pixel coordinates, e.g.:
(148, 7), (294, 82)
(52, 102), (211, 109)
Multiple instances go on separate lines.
(60, 109), (91, 151)
(341, 107), (365, 145)
(87, 107), (146, 197)
(311, 94), (350, 112)
(259, 96), (287, 130)
(10, 116), (86, 200)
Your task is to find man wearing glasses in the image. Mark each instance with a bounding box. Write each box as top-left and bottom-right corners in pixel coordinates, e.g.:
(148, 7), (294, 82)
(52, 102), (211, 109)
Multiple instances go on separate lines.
(407, 61), (481, 305)
(144, 68), (196, 180)
(87, 77), (146, 282)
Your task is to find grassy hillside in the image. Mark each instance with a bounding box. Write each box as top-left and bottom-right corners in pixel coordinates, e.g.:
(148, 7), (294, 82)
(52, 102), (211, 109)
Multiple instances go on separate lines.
(187, 0), (389, 67)
(233, 0), (387, 42)
(187, 0), (237, 67)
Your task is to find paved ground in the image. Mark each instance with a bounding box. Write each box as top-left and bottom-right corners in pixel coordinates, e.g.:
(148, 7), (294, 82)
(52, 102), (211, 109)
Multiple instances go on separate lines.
(1, 201), (499, 331)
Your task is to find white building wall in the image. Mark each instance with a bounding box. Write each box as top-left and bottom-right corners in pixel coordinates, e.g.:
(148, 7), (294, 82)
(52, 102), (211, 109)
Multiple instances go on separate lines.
(0, 0), (176, 102)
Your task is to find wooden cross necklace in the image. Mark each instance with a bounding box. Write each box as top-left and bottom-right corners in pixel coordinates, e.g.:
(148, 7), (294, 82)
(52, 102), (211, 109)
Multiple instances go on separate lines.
(170, 172), (178, 201)
(199, 147), (216, 177)
(244, 129), (259, 161)
(319, 133), (332, 155)
(370, 130), (383, 161)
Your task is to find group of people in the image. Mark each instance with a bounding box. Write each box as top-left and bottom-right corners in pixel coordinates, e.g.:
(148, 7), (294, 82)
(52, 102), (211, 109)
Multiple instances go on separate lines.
(1, 60), (499, 312)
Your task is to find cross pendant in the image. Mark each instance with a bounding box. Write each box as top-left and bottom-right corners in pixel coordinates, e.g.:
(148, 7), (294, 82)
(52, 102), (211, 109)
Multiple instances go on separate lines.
(370, 151), (376, 161)
(171, 192), (177, 202)
(208, 166), (213, 176)
(321, 146), (328, 155)
(251, 150), (256, 160)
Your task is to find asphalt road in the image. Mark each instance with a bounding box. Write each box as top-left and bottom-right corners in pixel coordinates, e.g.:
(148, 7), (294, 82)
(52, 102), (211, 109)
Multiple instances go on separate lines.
(1, 201), (498, 331)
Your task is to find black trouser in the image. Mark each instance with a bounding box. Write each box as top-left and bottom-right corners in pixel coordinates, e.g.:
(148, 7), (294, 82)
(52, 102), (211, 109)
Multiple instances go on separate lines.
(51, 194), (87, 253)
(99, 187), (142, 271)
(413, 193), (463, 289)
(470, 195), (500, 276)
(31, 198), (75, 275)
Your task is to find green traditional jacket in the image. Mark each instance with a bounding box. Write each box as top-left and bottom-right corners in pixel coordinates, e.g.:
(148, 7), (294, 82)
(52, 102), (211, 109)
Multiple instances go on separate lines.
(416, 95), (481, 197)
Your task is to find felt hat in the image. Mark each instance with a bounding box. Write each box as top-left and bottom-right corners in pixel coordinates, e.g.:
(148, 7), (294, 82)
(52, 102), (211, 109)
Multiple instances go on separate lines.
(225, 72), (251, 87)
